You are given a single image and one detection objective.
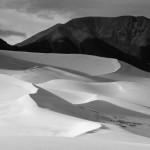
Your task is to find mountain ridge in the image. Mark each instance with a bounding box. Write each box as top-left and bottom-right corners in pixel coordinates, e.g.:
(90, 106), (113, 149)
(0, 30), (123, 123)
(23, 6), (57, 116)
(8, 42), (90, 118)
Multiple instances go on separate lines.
(1, 16), (150, 71)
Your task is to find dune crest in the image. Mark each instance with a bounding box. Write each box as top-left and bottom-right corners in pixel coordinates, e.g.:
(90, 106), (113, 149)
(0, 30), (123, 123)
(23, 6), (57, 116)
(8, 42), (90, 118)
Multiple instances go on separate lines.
(38, 80), (150, 115)
(12, 66), (94, 84)
(0, 74), (101, 137)
(0, 50), (120, 75)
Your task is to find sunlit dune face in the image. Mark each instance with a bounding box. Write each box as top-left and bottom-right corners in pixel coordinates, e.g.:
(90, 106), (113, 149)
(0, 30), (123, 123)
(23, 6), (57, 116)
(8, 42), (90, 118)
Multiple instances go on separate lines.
(0, 80), (27, 101)
(0, 74), (37, 102)
(0, 51), (150, 140)
(0, 74), (101, 137)
(38, 80), (150, 115)
(0, 51), (121, 76)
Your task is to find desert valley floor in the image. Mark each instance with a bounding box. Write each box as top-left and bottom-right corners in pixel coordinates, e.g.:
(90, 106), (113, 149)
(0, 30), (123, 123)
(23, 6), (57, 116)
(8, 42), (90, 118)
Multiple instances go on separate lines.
(0, 50), (150, 149)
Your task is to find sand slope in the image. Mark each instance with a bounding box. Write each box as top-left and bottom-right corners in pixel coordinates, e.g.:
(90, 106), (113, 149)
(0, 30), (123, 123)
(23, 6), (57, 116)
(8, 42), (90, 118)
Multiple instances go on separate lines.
(0, 135), (150, 150)
(30, 86), (99, 121)
(99, 60), (150, 86)
(0, 74), (101, 137)
(38, 79), (150, 115)
(78, 100), (150, 118)
(12, 66), (94, 84)
(0, 50), (150, 149)
(0, 50), (120, 75)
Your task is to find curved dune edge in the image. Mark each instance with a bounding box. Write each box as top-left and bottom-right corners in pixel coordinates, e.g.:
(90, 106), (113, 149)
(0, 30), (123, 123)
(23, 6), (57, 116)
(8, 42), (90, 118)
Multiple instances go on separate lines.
(11, 66), (95, 84)
(0, 74), (101, 137)
(1, 51), (150, 115)
(38, 80), (150, 115)
(99, 60), (150, 86)
(0, 50), (150, 145)
(0, 50), (121, 76)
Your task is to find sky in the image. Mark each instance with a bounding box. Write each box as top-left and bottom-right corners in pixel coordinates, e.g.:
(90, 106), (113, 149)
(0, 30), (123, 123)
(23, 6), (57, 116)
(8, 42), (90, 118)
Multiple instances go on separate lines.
(0, 0), (150, 45)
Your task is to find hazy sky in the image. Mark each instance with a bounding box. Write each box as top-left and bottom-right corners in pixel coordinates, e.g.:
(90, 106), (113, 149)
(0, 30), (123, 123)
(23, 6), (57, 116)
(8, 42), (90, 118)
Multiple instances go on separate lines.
(0, 0), (150, 44)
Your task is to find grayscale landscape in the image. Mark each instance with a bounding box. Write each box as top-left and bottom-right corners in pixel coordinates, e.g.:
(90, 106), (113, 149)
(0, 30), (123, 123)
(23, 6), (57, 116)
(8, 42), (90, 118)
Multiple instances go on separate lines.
(0, 0), (150, 150)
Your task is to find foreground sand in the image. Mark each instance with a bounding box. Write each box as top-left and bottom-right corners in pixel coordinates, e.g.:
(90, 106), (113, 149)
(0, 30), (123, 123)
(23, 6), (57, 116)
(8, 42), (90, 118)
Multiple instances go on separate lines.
(0, 50), (150, 149)
(1, 135), (150, 150)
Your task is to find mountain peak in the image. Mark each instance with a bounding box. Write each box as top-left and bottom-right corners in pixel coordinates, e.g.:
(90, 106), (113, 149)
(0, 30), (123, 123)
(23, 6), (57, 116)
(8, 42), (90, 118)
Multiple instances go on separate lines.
(9, 16), (150, 71)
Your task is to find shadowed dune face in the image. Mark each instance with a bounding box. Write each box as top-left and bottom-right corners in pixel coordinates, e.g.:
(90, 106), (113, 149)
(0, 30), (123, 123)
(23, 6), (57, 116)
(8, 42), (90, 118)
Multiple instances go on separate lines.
(1, 14), (150, 148)
(30, 86), (98, 121)
(0, 74), (101, 137)
(78, 101), (150, 119)
(0, 53), (44, 70)
(38, 80), (150, 115)
(0, 51), (121, 75)
(0, 50), (150, 142)
(1, 51), (150, 116)
(97, 60), (150, 87)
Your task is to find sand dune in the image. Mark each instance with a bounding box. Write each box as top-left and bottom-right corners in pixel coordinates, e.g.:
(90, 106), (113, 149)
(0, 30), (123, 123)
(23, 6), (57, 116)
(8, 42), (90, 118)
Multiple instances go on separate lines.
(78, 101), (150, 118)
(99, 60), (150, 86)
(0, 53), (43, 71)
(81, 123), (150, 143)
(0, 53), (94, 83)
(0, 50), (120, 75)
(0, 50), (150, 149)
(1, 50), (150, 116)
(12, 66), (94, 84)
(30, 86), (99, 121)
(0, 134), (150, 150)
(38, 79), (150, 115)
(0, 74), (101, 137)
(1, 50), (150, 115)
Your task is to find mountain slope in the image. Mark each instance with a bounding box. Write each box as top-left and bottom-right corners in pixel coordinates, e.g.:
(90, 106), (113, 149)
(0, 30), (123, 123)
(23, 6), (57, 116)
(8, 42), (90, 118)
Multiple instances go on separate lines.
(0, 38), (19, 51)
(0, 38), (13, 50)
(15, 16), (150, 71)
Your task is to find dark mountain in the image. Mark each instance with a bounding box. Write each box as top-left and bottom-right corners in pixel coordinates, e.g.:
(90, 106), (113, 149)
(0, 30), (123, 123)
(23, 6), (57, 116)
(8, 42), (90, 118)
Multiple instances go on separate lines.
(0, 38), (19, 51)
(0, 38), (13, 50)
(13, 16), (150, 71)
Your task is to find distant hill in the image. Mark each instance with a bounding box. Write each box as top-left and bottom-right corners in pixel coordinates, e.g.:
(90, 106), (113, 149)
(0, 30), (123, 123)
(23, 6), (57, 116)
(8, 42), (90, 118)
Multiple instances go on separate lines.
(0, 38), (19, 51)
(0, 38), (13, 50)
(2, 16), (150, 71)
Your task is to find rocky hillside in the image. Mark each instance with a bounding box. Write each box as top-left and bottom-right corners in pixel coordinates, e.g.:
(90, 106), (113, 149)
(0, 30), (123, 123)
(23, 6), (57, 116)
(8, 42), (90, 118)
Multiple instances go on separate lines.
(13, 16), (150, 71)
